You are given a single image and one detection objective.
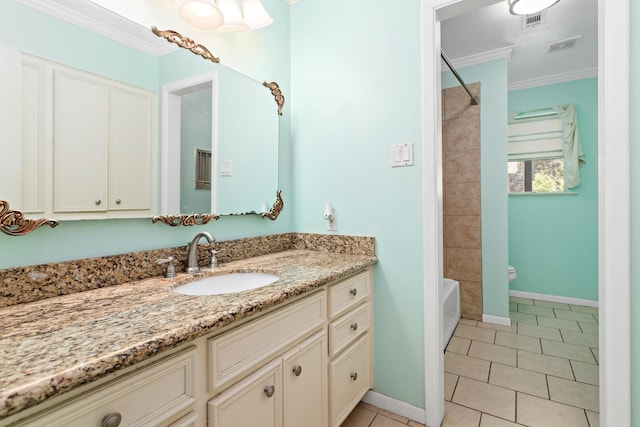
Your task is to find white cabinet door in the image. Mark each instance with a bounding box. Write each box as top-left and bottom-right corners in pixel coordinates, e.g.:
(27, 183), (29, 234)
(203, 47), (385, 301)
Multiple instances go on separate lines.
(209, 358), (282, 427)
(21, 60), (47, 213)
(283, 332), (327, 427)
(328, 334), (371, 427)
(0, 44), (23, 207)
(108, 85), (154, 211)
(53, 69), (108, 212)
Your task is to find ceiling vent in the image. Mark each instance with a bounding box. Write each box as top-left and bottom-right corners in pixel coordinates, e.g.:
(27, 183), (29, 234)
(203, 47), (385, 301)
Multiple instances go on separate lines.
(547, 35), (582, 53)
(522, 11), (546, 29)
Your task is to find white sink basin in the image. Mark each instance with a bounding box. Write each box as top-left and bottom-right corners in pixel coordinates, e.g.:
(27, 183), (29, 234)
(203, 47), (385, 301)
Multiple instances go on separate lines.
(174, 272), (280, 296)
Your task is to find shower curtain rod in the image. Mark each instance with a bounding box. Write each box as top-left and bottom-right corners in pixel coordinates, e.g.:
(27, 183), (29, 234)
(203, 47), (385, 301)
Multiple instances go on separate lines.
(441, 49), (479, 105)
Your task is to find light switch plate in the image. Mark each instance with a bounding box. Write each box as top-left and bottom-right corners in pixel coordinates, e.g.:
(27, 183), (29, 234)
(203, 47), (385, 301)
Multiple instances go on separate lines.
(391, 143), (414, 167)
(220, 160), (232, 176)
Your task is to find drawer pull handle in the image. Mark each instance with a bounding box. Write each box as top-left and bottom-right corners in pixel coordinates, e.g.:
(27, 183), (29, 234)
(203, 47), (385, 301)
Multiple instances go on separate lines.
(292, 365), (303, 376)
(350, 372), (358, 381)
(95, 199), (102, 206)
(115, 199), (122, 205)
(351, 322), (358, 331)
(264, 385), (275, 398)
(102, 412), (122, 427)
(349, 288), (357, 297)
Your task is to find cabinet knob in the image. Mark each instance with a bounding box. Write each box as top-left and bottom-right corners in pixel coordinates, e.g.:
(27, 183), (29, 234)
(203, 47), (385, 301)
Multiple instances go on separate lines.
(264, 385), (275, 398)
(349, 288), (357, 297)
(350, 372), (358, 381)
(351, 322), (358, 332)
(95, 199), (102, 206)
(101, 412), (122, 427)
(292, 365), (302, 376)
(115, 199), (121, 205)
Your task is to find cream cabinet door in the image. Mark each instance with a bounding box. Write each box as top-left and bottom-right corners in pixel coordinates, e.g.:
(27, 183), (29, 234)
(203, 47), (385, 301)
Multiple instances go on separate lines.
(0, 44), (23, 207)
(209, 358), (282, 427)
(53, 69), (108, 213)
(108, 85), (154, 211)
(283, 332), (328, 427)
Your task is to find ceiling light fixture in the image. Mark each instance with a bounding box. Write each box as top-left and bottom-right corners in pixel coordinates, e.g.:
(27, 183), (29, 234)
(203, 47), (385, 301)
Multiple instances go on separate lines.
(179, 0), (274, 31)
(179, 0), (224, 29)
(508, 0), (559, 15)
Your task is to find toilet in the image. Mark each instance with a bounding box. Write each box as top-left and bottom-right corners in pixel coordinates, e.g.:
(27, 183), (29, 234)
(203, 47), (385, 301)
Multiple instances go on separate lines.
(508, 265), (517, 284)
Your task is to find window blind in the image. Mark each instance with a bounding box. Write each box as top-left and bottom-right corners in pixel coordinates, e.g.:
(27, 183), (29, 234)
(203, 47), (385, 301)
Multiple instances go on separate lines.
(508, 116), (563, 161)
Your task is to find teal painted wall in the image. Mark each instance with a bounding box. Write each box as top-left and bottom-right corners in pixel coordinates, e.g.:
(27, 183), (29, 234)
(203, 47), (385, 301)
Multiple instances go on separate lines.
(507, 78), (598, 301)
(442, 60), (510, 320)
(0, 0), (291, 269)
(290, 0), (425, 407)
(630, 1), (639, 424)
(180, 88), (213, 214)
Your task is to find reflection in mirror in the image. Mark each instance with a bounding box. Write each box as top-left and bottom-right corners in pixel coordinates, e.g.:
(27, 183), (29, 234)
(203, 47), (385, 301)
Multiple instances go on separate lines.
(2, 1), (283, 222)
(160, 66), (280, 218)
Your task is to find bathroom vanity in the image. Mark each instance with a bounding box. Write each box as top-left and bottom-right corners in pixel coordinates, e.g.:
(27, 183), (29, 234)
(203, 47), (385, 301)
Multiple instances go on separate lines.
(0, 248), (376, 427)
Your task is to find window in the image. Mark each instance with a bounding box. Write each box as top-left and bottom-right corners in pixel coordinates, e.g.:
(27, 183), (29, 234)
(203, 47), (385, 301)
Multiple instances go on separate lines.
(508, 109), (567, 193)
(508, 158), (564, 192)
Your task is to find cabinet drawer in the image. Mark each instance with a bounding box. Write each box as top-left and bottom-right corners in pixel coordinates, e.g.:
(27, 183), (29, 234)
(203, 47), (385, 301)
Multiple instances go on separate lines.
(329, 303), (370, 358)
(328, 271), (369, 320)
(328, 334), (371, 427)
(19, 347), (197, 427)
(209, 291), (326, 392)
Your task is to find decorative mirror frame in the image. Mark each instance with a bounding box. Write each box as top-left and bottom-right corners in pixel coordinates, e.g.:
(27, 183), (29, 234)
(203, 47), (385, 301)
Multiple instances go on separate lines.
(0, 200), (59, 236)
(150, 27), (285, 226)
(152, 190), (284, 226)
(151, 27), (220, 64)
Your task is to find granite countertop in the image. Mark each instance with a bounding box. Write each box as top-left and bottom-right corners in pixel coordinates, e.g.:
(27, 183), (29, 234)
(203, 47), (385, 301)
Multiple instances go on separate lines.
(0, 250), (377, 419)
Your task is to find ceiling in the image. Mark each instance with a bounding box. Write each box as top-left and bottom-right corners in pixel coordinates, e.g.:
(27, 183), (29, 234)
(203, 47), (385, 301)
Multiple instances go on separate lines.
(440, 0), (598, 90)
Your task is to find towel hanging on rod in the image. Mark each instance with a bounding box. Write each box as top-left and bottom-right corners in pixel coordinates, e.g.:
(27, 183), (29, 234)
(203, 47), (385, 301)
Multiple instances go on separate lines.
(441, 49), (479, 106)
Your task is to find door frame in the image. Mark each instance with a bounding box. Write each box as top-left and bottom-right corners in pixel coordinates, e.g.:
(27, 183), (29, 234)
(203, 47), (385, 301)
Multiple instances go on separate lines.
(420, 1), (631, 426)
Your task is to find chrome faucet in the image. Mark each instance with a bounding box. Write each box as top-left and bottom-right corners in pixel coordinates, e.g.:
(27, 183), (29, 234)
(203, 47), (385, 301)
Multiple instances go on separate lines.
(186, 231), (215, 274)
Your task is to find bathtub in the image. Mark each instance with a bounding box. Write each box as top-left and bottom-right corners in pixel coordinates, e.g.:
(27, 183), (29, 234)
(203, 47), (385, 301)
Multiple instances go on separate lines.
(442, 278), (461, 351)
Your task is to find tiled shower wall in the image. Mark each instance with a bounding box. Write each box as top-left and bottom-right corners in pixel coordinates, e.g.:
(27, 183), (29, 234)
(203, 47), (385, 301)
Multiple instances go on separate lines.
(442, 82), (483, 321)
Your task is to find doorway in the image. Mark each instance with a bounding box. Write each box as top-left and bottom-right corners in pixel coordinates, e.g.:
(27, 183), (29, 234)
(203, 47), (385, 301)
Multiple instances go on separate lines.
(421, 1), (631, 426)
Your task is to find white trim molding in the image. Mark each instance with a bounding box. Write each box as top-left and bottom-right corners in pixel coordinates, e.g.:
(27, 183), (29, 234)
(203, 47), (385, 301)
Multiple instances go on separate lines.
(509, 290), (599, 308)
(509, 67), (598, 91)
(482, 314), (512, 326)
(598, 0), (631, 424)
(362, 391), (426, 425)
(17, 0), (174, 56)
(443, 45), (514, 70)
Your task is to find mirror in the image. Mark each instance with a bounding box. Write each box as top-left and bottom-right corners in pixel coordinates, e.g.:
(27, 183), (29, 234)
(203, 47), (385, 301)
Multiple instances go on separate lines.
(160, 56), (280, 218)
(1, 0), (281, 223)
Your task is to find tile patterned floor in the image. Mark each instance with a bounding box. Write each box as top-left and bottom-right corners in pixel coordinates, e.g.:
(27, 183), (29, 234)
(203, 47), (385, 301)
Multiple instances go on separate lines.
(444, 296), (599, 427)
(340, 401), (427, 427)
(341, 296), (599, 427)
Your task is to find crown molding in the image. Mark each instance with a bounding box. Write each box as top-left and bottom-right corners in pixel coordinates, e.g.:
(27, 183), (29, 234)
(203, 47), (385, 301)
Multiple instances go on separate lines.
(508, 67), (598, 91)
(442, 45), (514, 70)
(17, 0), (175, 56)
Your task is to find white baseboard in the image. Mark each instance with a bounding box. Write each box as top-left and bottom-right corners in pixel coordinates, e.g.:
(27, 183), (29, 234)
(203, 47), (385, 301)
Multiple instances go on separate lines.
(482, 314), (512, 326)
(361, 390), (426, 424)
(509, 290), (599, 308)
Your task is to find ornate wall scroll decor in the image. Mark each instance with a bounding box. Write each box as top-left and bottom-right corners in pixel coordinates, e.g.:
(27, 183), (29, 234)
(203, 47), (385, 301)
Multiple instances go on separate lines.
(0, 200), (59, 236)
(151, 27), (221, 64)
(152, 213), (220, 227)
(261, 190), (284, 220)
(263, 81), (285, 116)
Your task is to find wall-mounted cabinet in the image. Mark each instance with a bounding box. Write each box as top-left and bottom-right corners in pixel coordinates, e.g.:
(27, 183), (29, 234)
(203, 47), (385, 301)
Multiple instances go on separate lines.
(21, 55), (157, 220)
